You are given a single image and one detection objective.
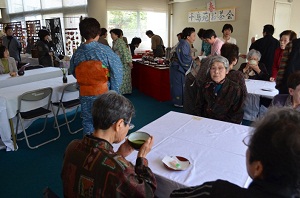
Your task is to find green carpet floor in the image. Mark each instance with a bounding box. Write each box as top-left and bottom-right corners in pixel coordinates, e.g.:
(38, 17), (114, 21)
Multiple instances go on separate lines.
(0, 89), (182, 197)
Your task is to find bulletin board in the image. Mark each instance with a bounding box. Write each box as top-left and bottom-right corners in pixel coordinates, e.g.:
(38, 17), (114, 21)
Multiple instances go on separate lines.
(188, 8), (235, 23)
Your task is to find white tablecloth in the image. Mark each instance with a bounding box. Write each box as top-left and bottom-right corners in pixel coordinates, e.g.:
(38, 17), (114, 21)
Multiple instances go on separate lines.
(0, 67), (62, 88)
(116, 111), (252, 197)
(245, 79), (278, 98)
(0, 97), (14, 151)
(0, 75), (78, 151)
(244, 79), (279, 121)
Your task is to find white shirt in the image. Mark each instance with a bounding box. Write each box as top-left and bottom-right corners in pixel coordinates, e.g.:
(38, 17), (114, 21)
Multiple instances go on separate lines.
(220, 36), (237, 44)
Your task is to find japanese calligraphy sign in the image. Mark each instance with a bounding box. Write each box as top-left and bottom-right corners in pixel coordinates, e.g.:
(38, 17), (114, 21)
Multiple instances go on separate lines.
(210, 8), (235, 22)
(188, 8), (235, 23)
(188, 11), (210, 23)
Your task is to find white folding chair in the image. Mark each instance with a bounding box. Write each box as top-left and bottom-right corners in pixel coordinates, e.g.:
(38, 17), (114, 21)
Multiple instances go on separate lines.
(15, 87), (61, 149)
(53, 82), (82, 134)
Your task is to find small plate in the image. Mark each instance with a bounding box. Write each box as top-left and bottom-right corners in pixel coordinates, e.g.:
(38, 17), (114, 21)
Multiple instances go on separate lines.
(162, 156), (191, 171)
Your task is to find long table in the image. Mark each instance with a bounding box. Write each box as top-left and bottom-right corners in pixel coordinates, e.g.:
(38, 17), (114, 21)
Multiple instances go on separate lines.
(132, 61), (171, 101)
(0, 67), (62, 88)
(0, 75), (78, 151)
(244, 79), (279, 121)
(116, 111), (252, 197)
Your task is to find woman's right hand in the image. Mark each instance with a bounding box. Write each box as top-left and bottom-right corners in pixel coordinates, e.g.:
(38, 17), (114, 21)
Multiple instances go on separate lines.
(138, 136), (154, 158)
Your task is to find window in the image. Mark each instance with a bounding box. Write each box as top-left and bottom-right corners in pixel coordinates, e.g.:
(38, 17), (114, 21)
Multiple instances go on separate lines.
(41, 0), (62, 9)
(23, 0), (41, 11)
(63, 0), (87, 7)
(107, 10), (167, 51)
(8, 0), (23, 13)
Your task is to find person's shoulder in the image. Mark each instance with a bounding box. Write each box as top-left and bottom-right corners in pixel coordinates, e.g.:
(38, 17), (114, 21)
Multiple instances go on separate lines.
(208, 179), (247, 196)
(65, 139), (82, 152)
(7, 57), (16, 62)
(272, 94), (289, 105)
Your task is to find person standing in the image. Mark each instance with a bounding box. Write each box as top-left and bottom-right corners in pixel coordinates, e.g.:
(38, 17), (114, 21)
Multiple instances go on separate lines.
(270, 30), (297, 81)
(170, 27), (196, 107)
(146, 30), (165, 57)
(220, 24), (236, 44)
(110, 28), (133, 95)
(276, 38), (300, 94)
(98, 28), (109, 46)
(2, 26), (22, 63)
(129, 37), (142, 56)
(202, 29), (224, 56)
(197, 28), (211, 56)
(36, 29), (54, 67)
(69, 18), (123, 136)
(249, 24), (280, 75)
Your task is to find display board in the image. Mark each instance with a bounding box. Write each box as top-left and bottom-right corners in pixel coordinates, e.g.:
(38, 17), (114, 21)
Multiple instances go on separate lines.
(45, 18), (65, 55)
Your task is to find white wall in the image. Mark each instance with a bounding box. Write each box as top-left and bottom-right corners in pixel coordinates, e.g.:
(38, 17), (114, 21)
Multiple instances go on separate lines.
(172, 0), (300, 65)
(171, 0), (252, 55)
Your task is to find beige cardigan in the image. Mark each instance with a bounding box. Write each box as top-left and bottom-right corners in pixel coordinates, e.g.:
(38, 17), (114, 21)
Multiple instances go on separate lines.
(0, 57), (18, 74)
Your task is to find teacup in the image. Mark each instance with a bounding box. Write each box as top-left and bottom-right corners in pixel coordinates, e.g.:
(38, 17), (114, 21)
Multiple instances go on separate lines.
(128, 131), (150, 150)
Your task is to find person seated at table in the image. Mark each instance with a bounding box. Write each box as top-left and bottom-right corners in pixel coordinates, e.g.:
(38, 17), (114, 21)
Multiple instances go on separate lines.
(61, 91), (156, 197)
(0, 45), (18, 76)
(129, 37), (142, 56)
(195, 55), (245, 124)
(184, 43), (245, 115)
(238, 49), (269, 81)
(171, 108), (300, 197)
(270, 71), (300, 111)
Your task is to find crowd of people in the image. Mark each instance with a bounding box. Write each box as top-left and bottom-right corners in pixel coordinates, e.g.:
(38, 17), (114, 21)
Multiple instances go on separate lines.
(1, 16), (300, 197)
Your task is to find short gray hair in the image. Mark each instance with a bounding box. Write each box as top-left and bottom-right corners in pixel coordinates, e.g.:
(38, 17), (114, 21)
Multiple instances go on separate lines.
(247, 49), (261, 61)
(207, 55), (229, 75)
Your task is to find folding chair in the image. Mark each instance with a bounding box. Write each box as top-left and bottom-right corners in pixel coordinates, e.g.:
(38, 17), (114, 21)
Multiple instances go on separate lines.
(15, 87), (61, 149)
(53, 82), (82, 134)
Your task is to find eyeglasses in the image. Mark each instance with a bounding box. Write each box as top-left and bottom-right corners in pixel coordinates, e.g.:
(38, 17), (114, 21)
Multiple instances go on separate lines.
(124, 121), (135, 130)
(242, 135), (252, 146)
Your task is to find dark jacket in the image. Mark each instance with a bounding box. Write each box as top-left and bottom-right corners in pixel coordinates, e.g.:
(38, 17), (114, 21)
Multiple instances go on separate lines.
(239, 62), (270, 81)
(250, 35), (280, 75)
(36, 40), (53, 67)
(195, 77), (245, 124)
(171, 179), (298, 198)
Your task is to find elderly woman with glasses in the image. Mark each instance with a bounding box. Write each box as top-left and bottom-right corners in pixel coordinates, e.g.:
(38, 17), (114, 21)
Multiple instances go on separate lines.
(238, 49), (269, 81)
(195, 55), (246, 124)
(61, 91), (156, 197)
(171, 108), (300, 197)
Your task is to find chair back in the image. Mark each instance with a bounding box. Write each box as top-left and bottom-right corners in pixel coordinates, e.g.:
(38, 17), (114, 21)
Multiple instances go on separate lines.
(64, 82), (79, 92)
(18, 87), (53, 112)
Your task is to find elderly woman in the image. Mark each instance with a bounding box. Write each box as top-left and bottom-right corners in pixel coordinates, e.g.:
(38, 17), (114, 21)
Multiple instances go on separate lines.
(110, 28), (133, 94)
(170, 27), (196, 107)
(62, 91), (156, 197)
(239, 49), (269, 81)
(270, 71), (300, 111)
(195, 55), (246, 124)
(0, 45), (17, 75)
(270, 30), (297, 81)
